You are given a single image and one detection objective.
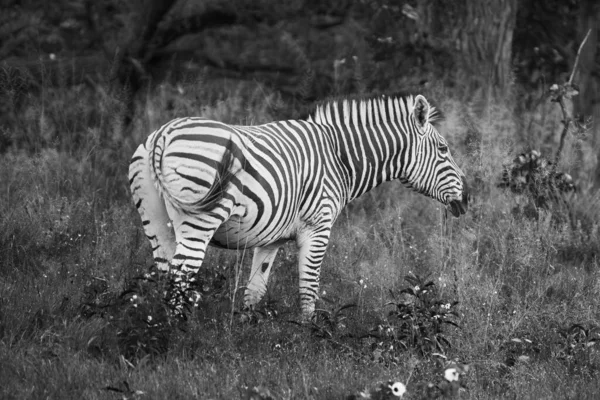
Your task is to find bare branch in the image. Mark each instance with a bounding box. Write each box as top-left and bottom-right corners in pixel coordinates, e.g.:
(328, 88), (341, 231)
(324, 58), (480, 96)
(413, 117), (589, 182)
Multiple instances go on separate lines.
(552, 29), (591, 170)
(568, 28), (592, 85)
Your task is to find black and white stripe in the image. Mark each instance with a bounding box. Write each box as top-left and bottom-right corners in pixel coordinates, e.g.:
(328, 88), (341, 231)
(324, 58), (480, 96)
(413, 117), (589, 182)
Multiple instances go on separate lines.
(129, 94), (469, 318)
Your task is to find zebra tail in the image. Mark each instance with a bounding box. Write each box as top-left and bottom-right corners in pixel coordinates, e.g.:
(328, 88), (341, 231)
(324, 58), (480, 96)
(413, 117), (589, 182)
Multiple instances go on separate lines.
(191, 147), (237, 212)
(150, 133), (237, 213)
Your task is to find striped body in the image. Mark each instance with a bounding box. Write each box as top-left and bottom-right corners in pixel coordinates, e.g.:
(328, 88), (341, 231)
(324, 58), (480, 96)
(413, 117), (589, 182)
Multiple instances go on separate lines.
(129, 94), (469, 317)
(153, 118), (346, 249)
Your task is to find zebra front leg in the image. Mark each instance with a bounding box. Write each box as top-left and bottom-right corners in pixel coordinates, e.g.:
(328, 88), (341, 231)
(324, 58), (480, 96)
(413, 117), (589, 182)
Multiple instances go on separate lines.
(243, 244), (280, 310)
(296, 227), (332, 321)
(166, 212), (224, 316)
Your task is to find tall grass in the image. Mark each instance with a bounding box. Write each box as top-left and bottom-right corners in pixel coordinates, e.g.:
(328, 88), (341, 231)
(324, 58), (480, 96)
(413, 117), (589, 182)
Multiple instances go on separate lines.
(1, 76), (600, 399)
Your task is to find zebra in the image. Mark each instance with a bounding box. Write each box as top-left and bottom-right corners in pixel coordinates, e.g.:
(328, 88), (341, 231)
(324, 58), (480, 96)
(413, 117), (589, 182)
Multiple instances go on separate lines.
(128, 93), (469, 319)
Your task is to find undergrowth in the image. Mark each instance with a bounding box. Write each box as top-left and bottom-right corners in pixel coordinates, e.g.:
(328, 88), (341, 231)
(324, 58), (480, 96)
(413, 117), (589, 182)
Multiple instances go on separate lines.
(1, 80), (600, 399)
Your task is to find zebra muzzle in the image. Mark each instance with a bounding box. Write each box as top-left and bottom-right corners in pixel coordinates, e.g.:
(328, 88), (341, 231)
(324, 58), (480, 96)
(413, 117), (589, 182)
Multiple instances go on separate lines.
(448, 200), (466, 217)
(448, 176), (469, 217)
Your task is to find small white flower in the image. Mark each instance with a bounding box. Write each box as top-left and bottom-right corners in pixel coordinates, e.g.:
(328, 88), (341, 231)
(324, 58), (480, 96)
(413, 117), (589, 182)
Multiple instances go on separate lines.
(389, 381), (406, 397)
(147, 315), (153, 322)
(414, 285), (420, 292)
(444, 367), (459, 382)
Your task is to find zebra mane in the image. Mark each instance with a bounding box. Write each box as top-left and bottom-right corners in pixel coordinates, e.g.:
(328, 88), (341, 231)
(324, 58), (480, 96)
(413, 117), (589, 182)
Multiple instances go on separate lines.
(306, 93), (443, 126)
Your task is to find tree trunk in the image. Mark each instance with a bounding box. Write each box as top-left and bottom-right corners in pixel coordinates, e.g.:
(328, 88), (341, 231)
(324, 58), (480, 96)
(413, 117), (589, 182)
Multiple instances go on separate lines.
(421, 0), (518, 103)
(573, 0), (599, 159)
(110, 0), (178, 127)
(448, 0), (518, 101)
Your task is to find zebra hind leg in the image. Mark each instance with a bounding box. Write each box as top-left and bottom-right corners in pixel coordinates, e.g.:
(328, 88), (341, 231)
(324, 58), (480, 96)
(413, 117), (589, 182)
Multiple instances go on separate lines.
(165, 210), (227, 316)
(243, 245), (280, 310)
(129, 145), (176, 275)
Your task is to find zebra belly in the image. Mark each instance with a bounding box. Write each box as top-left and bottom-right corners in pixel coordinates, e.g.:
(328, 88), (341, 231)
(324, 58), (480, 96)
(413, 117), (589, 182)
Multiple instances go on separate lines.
(209, 217), (295, 250)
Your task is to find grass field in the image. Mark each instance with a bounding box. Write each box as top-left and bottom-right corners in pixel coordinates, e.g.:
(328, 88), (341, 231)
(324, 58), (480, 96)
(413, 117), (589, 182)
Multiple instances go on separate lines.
(1, 82), (600, 399)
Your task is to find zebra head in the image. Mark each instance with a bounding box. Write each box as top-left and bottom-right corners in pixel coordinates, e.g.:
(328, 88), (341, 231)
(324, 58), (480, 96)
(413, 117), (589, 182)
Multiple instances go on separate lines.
(400, 95), (469, 217)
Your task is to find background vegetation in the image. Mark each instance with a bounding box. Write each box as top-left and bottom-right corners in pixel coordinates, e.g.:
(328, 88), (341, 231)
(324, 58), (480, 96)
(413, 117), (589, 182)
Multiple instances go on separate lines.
(1, 0), (600, 398)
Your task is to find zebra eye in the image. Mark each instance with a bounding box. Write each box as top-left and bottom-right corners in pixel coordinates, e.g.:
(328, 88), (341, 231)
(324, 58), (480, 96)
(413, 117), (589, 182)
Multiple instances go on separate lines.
(439, 144), (448, 154)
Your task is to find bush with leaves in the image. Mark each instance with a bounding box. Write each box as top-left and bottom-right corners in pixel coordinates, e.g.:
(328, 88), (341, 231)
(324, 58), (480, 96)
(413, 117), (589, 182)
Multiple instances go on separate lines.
(79, 264), (228, 361)
(499, 319), (600, 377)
(498, 149), (576, 211)
(79, 271), (177, 361)
(556, 323), (600, 375)
(309, 303), (357, 340)
(367, 274), (460, 363)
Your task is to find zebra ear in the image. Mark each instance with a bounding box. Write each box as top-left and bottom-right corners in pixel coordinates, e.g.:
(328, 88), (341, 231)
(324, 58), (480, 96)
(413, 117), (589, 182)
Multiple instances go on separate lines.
(413, 94), (431, 129)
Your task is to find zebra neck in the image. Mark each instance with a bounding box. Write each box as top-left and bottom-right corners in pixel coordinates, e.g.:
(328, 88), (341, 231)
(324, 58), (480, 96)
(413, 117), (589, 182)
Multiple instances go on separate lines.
(315, 98), (407, 202)
(331, 125), (403, 201)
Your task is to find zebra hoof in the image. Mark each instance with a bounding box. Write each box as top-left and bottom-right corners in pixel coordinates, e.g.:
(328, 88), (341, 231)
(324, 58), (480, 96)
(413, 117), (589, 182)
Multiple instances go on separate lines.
(299, 305), (316, 324)
(238, 304), (278, 324)
(238, 310), (256, 324)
